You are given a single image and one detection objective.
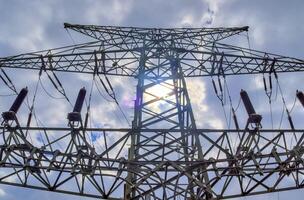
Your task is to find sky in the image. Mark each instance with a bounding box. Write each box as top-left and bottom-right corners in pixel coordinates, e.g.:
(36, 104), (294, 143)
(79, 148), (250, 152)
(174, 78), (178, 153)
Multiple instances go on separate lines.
(1, 0), (304, 199)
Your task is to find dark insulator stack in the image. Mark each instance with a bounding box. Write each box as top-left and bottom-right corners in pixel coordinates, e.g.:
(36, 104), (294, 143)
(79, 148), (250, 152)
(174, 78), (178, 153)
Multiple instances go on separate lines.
(9, 87), (28, 113)
(67, 87), (86, 122)
(240, 89), (256, 115)
(2, 87), (28, 121)
(73, 87), (86, 113)
(240, 89), (262, 124)
(296, 90), (304, 107)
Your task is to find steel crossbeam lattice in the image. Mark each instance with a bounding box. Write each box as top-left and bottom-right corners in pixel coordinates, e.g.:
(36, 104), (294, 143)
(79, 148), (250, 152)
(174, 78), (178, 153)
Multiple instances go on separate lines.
(0, 23), (304, 199)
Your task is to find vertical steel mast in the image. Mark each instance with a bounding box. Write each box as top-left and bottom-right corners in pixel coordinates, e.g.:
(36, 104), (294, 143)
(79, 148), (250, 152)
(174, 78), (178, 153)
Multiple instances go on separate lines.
(124, 32), (211, 199)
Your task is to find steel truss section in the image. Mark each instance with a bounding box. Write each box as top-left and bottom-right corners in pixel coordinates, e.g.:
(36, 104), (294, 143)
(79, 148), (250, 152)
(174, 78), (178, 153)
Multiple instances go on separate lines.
(0, 26), (304, 77)
(0, 24), (304, 200)
(1, 124), (304, 199)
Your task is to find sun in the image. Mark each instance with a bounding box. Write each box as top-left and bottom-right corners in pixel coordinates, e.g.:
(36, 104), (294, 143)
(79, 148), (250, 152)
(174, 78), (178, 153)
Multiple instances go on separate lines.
(146, 81), (174, 99)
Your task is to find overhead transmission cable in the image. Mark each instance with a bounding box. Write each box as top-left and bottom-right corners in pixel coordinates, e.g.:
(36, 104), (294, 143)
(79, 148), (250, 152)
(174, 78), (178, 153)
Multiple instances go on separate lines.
(0, 68), (18, 94)
(65, 28), (77, 46)
(65, 28), (120, 149)
(84, 77), (94, 147)
(270, 61), (295, 130)
(211, 52), (239, 131)
(23, 60), (71, 150)
(0, 65), (51, 146)
(95, 73), (131, 126)
(262, 57), (275, 129)
(66, 26), (131, 126)
(25, 69), (57, 148)
(93, 49), (131, 126)
(39, 54), (72, 107)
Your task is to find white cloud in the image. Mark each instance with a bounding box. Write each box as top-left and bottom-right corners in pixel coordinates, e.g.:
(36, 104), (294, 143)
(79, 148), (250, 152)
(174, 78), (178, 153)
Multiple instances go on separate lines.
(0, 188), (5, 197)
(85, 0), (134, 25)
(181, 14), (194, 27)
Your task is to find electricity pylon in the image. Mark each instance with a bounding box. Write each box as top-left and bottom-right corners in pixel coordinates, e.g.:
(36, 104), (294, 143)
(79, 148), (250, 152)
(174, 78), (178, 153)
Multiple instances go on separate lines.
(0, 23), (304, 200)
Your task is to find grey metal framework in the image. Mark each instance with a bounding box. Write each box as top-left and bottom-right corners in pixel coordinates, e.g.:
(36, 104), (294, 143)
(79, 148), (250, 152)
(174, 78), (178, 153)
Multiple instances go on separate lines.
(0, 24), (304, 199)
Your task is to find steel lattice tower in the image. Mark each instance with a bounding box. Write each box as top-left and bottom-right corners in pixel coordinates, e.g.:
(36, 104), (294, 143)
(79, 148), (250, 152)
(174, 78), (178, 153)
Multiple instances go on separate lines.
(1, 23), (304, 199)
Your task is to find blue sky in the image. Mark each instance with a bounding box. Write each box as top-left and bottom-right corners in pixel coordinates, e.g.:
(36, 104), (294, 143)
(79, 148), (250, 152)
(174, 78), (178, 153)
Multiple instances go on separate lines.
(1, 0), (304, 199)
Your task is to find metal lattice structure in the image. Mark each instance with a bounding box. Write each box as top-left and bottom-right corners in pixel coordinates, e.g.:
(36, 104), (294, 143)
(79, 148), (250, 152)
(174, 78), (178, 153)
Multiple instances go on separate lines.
(0, 23), (304, 199)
